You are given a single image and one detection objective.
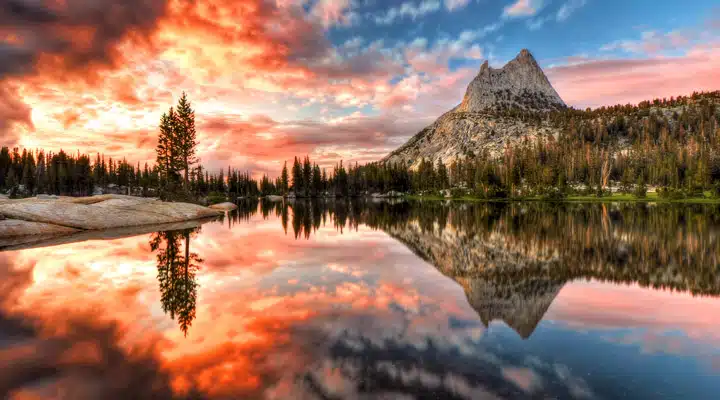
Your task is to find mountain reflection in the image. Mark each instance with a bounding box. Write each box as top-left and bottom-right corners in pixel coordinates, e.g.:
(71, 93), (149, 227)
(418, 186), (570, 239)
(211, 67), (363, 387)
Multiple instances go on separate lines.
(225, 199), (720, 339)
(150, 227), (202, 336)
(2, 200), (719, 399)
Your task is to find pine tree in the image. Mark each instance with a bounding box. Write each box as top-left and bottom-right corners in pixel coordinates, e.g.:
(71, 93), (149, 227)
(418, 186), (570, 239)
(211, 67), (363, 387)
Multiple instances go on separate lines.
(437, 159), (449, 189)
(302, 156), (312, 197)
(156, 107), (182, 194)
(5, 166), (18, 197)
(292, 157), (302, 195)
(175, 92), (198, 188)
(281, 161), (289, 195)
(312, 164), (322, 196)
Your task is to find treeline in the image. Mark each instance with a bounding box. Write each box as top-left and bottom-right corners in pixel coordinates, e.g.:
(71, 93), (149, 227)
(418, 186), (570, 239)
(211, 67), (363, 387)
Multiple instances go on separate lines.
(0, 93), (261, 199)
(276, 91), (720, 199)
(0, 146), (259, 198)
(252, 156), (413, 197)
(495, 90), (720, 197)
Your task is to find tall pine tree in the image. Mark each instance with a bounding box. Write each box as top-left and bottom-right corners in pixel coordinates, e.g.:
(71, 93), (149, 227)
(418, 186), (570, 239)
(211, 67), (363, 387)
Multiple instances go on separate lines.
(175, 92), (198, 188)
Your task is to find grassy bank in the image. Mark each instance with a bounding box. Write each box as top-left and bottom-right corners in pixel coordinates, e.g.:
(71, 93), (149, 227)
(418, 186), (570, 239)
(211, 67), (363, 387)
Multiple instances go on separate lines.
(405, 192), (720, 204)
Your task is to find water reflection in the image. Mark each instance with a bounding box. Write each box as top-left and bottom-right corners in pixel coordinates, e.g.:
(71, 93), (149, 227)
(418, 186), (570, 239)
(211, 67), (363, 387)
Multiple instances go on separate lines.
(218, 199), (720, 340)
(234, 199), (720, 294)
(150, 227), (202, 336)
(1, 199), (719, 399)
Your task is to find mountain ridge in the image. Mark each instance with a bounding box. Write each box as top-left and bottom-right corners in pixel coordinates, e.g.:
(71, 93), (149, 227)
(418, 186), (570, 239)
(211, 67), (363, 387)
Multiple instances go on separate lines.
(383, 49), (566, 168)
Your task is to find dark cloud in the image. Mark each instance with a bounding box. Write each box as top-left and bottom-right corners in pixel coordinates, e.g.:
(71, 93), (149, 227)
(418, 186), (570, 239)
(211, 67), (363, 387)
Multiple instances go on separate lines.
(0, 0), (170, 79)
(0, 85), (33, 145)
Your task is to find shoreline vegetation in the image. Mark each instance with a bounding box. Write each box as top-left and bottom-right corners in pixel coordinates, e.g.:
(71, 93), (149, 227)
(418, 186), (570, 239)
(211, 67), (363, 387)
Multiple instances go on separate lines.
(404, 192), (720, 204)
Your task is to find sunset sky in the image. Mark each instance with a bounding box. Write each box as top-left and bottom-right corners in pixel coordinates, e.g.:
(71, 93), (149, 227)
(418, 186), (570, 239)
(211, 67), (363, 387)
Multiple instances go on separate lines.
(2, 0), (720, 175)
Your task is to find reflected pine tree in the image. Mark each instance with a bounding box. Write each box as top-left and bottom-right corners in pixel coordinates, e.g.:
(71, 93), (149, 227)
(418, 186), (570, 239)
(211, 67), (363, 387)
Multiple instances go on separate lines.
(150, 227), (203, 336)
(282, 200), (720, 338)
(215, 197), (720, 299)
(213, 198), (720, 339)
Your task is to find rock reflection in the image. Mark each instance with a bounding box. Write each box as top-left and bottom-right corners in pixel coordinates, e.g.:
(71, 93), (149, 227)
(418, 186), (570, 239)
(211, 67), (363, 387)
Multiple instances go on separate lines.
(150, 227), (202, 336)
(226, 199), (720, 339)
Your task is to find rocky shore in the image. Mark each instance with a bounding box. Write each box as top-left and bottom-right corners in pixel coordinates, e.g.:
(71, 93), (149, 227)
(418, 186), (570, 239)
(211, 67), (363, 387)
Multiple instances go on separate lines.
(0, 195), (223, 249)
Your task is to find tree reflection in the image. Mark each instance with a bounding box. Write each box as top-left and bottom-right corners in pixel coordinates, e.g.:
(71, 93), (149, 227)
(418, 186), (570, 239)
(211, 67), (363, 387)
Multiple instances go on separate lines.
(211, 198), (720, 338)
(273, 199), (720, 338)
(150, 227), (202, 336)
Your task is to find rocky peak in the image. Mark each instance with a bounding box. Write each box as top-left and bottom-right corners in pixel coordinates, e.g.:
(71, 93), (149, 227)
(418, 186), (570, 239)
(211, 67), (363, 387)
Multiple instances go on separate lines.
(382, 49), (566, 168)
(457, 49), (566, 113)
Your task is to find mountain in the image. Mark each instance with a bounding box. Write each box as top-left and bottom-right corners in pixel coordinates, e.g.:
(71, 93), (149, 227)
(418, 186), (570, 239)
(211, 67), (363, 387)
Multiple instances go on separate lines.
(458, 49), (566, 113)
(383, 49), (565, 168)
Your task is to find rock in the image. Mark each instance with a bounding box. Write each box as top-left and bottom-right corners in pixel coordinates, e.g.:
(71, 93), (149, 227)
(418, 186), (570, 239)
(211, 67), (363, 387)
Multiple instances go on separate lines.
(0, 219), (79, 238)
(266, 195), (284, 201)
(0, 218), (213, 251)
(458, 49), (565, 113)
(383, 49), (565, 169)
(0, 195), (222, 232)
(209, 202), (238, 211)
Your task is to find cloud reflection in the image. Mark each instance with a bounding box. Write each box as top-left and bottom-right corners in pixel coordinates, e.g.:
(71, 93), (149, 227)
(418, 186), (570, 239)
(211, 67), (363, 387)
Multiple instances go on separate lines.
(0, 200), (719, 398)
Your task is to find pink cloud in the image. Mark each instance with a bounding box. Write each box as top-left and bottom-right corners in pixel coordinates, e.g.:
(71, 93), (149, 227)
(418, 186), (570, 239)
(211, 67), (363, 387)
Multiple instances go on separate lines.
(311, 0), (355, 27)
(503, 0), (544, 18)
(547, 281), (720, 342)
(547, 44), (720, 108)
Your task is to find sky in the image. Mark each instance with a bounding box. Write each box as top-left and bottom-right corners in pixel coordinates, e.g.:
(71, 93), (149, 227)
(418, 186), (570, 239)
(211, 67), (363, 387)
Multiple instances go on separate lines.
(1, 0), (720, 175)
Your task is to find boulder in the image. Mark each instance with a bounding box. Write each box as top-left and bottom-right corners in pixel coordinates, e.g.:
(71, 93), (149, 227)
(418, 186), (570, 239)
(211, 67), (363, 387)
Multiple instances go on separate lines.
(0, 218), (213, 251)
(209, 202), (238, 211)
(0, 219), (79, 238)
(0, 195), (221, 232)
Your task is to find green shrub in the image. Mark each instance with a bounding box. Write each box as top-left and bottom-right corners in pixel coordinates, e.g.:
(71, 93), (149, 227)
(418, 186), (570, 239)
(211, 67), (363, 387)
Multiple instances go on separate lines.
(541, 188), (567, 201)
(578, 186), (593, 196)
(485, 185), (508, 199)
(633, 184), (647, 199)
(658, 187), (685, 200)
(207, 191), (227, 205)
(450, 188), (465, 199)
(685, 184), (704, 198)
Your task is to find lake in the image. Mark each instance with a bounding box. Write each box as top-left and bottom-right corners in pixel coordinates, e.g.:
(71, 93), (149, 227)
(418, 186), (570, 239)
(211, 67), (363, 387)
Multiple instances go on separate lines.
(1, 200), (719, 399)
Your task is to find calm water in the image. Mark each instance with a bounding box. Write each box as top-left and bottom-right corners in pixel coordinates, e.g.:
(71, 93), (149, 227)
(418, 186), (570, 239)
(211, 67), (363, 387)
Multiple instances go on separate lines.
(1, 200), (720, 399)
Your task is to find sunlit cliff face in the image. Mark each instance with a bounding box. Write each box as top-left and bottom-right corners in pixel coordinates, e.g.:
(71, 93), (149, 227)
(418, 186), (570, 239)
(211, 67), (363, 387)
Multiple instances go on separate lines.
(1, 204), (720, 398)
(2, 0), (720, 175)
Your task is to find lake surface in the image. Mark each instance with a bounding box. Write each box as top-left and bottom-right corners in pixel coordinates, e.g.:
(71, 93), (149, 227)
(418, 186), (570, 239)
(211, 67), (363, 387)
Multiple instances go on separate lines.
(1, 200), (719, 399)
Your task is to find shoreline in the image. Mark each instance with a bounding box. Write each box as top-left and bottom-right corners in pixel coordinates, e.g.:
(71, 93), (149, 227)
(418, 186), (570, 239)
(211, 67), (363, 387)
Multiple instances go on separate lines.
(403, 193), (720, 204)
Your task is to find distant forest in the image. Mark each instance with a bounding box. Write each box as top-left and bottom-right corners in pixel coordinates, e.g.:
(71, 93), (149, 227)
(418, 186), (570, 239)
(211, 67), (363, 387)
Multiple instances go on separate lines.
(2, 91), (720, 200)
